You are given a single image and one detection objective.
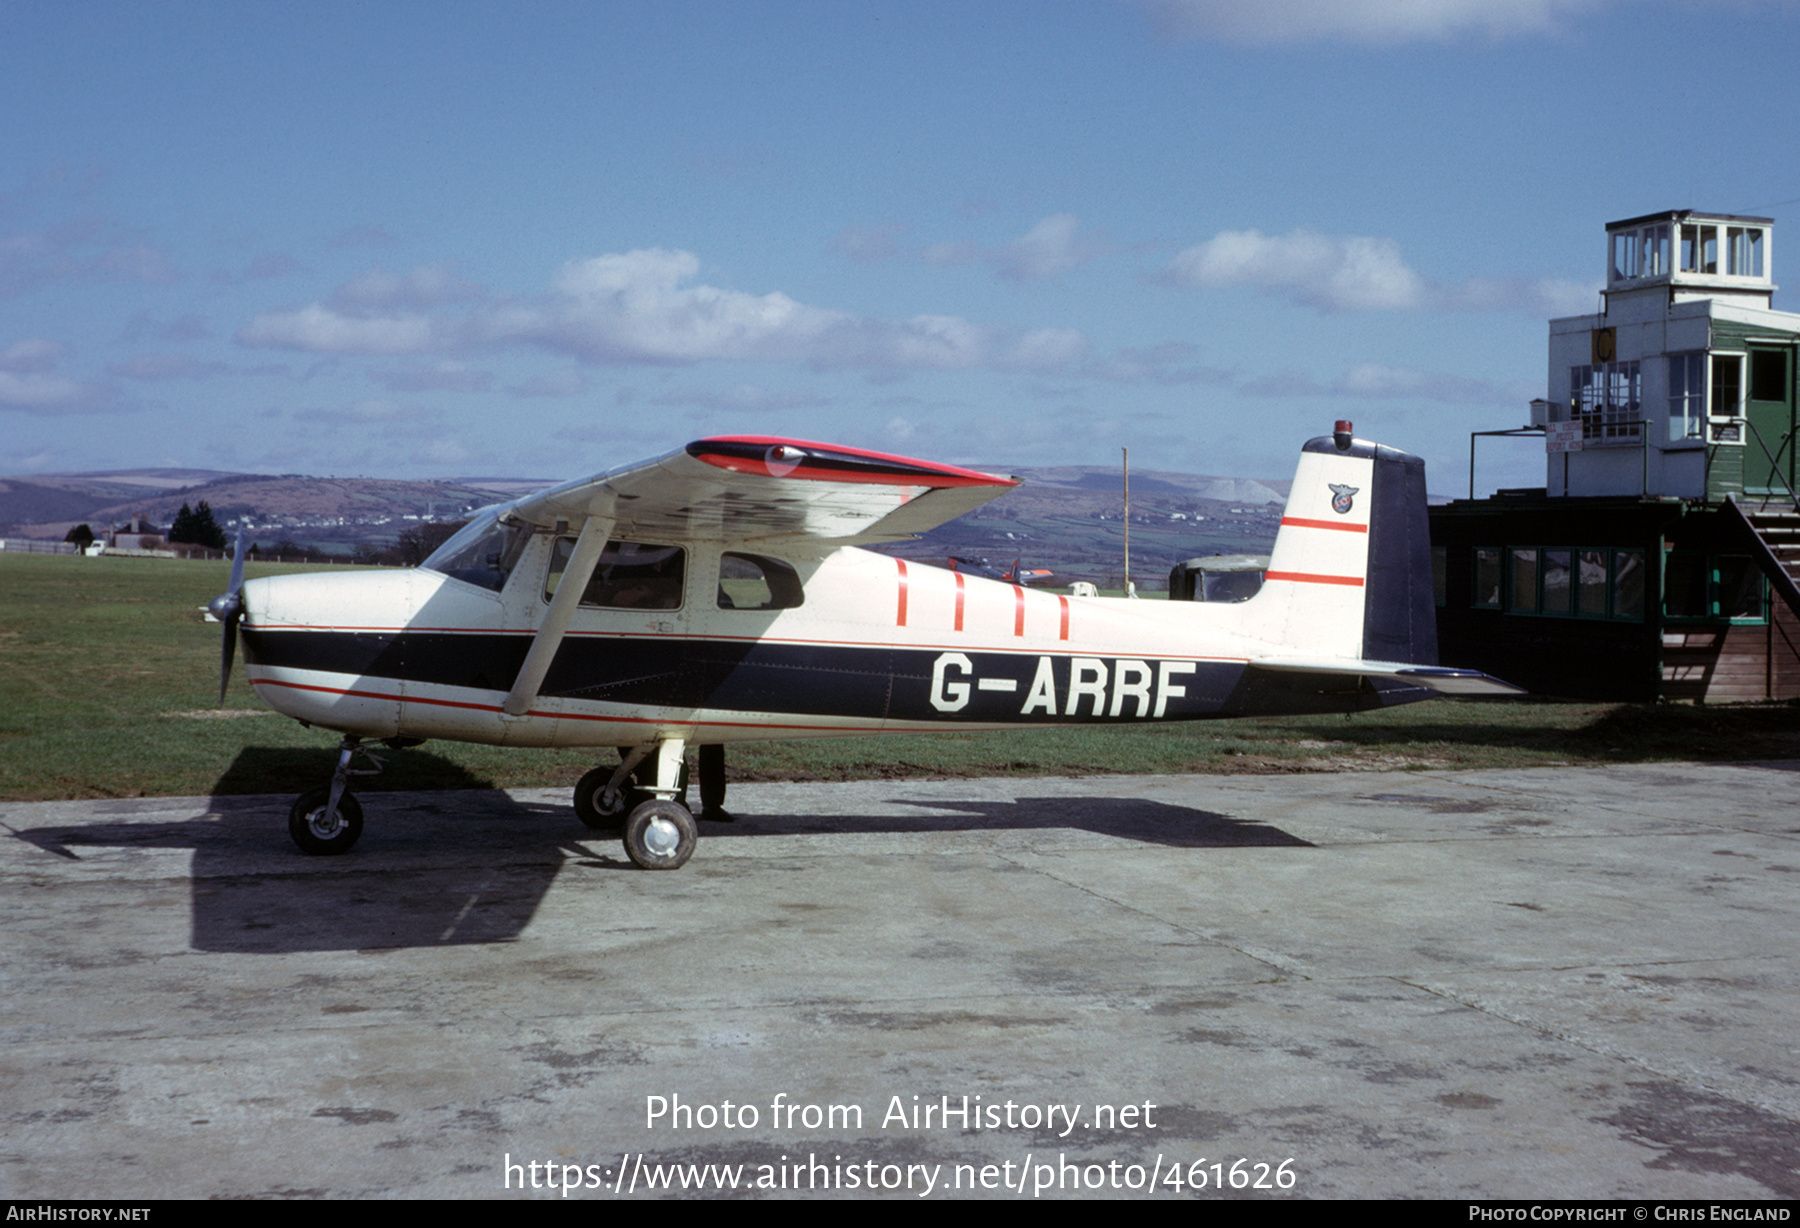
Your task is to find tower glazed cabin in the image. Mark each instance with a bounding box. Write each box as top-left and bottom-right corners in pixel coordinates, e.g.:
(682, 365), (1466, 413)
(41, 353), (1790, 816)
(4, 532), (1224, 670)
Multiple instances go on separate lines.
(1432, 210), (1800, 701)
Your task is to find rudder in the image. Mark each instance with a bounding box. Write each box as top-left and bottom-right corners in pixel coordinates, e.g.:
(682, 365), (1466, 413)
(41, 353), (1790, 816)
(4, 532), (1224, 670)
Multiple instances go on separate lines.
(1253, 425), (1437, 666)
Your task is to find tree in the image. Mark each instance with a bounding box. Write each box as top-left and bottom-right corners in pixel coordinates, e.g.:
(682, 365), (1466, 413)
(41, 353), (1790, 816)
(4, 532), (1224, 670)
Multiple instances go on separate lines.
(170, 500), (227, 550)
(64, 524), (95, 548)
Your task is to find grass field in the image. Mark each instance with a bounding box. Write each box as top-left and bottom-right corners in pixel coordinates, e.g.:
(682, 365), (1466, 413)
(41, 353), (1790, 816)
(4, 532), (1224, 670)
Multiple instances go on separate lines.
(6, 551), (1800, 802)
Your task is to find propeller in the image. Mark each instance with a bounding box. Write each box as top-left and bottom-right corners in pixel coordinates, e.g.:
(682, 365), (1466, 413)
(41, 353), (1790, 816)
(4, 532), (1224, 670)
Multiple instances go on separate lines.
(207, 527), (247, 706)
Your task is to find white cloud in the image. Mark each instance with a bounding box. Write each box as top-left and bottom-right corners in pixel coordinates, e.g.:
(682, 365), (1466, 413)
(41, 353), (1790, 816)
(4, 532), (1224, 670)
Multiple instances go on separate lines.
(1, 338), (64, 373)
(1167, 228), (1425, 311)
(0, 371), (87, 409)
(1334, 362), (1504, 403)
(120, 312), (209, 343)
(921, 214), (1101, 281)
(1243, 362), (1517, 404)
(0, 370), (113, 413)
(0, 337), (112, 412)
(1167, 227), (1601, 316)
(920, 240), (981, 267)
(0, 218), (180, 298)
(337, 263), (484, 308)
(996, 214), (1095, 281)
(851, 314), (989, 370)
(1440, 276), (1600, 317)
(499, 249), (847, 365)
(238, 303), (438, 355)
(492, 249), (1085, 373)
(1138, 0), (1600, 44)
(996, 328), (1090, 370)
(238, 247), (1090, 376)
(421, 438), (474, 466)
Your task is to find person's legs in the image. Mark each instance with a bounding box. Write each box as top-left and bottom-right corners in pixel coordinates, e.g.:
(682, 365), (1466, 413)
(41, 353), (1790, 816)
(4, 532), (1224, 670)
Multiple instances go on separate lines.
(698, 743), (732, 822)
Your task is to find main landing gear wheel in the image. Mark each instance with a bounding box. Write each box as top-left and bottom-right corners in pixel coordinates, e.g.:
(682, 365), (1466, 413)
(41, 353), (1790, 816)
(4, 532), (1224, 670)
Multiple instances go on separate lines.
(623, 799), (697, 870)
(573, 753), (689, 831)
(573, 766), (638, 831)
(288, 785), (364, 855)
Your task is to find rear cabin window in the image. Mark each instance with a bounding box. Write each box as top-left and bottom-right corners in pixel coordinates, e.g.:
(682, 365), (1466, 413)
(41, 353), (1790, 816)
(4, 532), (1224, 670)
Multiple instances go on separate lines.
(717, 553), (804, 610)
(545, 538), (686, 610)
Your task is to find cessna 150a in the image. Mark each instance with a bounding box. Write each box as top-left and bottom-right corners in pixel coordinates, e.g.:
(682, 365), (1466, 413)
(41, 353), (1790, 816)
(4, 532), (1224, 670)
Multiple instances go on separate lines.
(209, 423), (1518, 871)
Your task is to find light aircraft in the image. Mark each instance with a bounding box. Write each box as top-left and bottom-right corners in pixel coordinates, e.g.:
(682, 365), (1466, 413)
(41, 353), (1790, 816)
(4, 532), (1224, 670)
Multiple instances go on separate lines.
(208, 422), (1518, 871)
(947, 556), (1055, 586)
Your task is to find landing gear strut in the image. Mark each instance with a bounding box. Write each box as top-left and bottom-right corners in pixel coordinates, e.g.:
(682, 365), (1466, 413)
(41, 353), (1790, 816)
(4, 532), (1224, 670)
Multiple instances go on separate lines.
(288, 736), (385, 855)
(576, 738), (697, 869)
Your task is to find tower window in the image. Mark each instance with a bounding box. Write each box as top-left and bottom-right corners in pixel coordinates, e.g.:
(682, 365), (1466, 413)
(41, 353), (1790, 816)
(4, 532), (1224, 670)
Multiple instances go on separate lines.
(1571, 361), (1641, 443)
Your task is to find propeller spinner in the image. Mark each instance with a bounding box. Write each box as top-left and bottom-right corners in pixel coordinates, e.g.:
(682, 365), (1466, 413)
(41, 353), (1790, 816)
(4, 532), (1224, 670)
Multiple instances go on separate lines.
(207, 528), (247, 706)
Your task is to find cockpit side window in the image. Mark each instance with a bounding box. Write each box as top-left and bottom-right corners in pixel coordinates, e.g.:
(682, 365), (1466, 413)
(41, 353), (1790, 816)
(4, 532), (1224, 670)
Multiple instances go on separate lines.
(546, 538), (686, 610)
(422, 513), (531, 592)
(717, 553), (804, 610)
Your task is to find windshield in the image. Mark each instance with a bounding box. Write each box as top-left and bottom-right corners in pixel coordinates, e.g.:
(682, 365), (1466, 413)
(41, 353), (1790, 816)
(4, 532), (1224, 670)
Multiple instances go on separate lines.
(422, 508), (531, 592)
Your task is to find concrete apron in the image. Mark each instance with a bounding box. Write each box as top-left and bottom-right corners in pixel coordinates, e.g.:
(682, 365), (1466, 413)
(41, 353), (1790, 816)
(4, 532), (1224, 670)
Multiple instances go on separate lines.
(2, 762), (1797, 1199)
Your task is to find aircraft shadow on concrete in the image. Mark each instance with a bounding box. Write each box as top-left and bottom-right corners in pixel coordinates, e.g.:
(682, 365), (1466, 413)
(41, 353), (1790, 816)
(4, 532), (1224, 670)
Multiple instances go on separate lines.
(11, 749), (1309, 956)
(693, 795), (1312, 850)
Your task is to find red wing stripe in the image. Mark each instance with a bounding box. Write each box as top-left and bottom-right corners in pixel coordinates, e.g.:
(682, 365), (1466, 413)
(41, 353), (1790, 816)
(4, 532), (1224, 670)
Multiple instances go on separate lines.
(690, 437), (1016, 488)
(953, 572), (965, 632)
(1264, 570), (1365, 587)
(1280, 516), (1368, 533)
(1057, 594), (1070, 641)
(896, 559), (909, 626)
(1012, 584), (1025, 637)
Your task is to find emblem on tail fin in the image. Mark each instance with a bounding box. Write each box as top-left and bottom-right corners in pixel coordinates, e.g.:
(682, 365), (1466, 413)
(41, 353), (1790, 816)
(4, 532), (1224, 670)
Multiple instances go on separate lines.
(1328, 483), (1359, 515)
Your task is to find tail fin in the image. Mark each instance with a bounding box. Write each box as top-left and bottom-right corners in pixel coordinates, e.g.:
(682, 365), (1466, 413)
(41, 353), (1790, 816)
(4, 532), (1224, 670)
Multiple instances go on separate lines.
(1256, 429), (1437, 666)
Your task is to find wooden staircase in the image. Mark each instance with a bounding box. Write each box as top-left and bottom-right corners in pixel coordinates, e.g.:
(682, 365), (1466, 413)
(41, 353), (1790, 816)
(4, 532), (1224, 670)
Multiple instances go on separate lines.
(1723, 499), (1800, 620)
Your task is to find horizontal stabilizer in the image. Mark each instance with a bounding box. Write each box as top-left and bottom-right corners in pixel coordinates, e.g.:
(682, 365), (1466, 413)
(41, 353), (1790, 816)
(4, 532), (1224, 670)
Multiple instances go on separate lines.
(1250, 657), (1524, 696)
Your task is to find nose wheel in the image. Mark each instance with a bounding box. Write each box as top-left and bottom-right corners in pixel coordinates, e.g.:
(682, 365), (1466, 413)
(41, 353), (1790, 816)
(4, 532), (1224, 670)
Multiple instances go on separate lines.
(287, 735), (385, 855)
(288, 785), (364, 855)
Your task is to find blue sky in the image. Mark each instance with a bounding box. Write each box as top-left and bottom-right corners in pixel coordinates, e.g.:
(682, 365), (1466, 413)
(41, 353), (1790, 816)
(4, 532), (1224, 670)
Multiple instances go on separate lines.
(4, 0), (1798, 493)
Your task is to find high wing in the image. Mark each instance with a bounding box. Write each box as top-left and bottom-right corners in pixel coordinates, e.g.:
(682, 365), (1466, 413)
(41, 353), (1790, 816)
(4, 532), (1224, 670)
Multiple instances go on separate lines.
(501, 436), (1019, 547)
(494, 436), (1017, 717)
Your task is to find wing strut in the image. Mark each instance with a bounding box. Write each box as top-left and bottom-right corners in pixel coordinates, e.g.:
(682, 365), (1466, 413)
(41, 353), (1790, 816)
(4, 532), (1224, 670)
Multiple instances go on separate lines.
(502, 515), (615, 717)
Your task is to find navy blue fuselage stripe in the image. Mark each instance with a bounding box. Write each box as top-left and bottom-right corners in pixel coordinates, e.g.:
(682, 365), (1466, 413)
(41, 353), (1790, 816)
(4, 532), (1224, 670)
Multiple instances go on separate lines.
(241, 630), (1434, 721)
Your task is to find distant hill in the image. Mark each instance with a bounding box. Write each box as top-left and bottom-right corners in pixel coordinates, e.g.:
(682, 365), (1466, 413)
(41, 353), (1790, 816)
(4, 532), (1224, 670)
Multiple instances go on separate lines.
(1001, 463), (1289, 506)
(0, 468), (532, 544)
(0, 478), (115, 530)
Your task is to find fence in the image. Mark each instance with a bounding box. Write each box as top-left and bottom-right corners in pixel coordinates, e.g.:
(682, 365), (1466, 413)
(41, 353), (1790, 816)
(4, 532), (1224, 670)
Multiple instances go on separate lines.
(0, 540), (368, 564)
(0, 539), (81, 555)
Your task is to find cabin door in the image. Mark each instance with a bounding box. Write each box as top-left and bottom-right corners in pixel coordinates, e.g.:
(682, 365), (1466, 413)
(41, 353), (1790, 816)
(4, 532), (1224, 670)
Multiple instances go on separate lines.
(1744, 345), (1796, 498)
